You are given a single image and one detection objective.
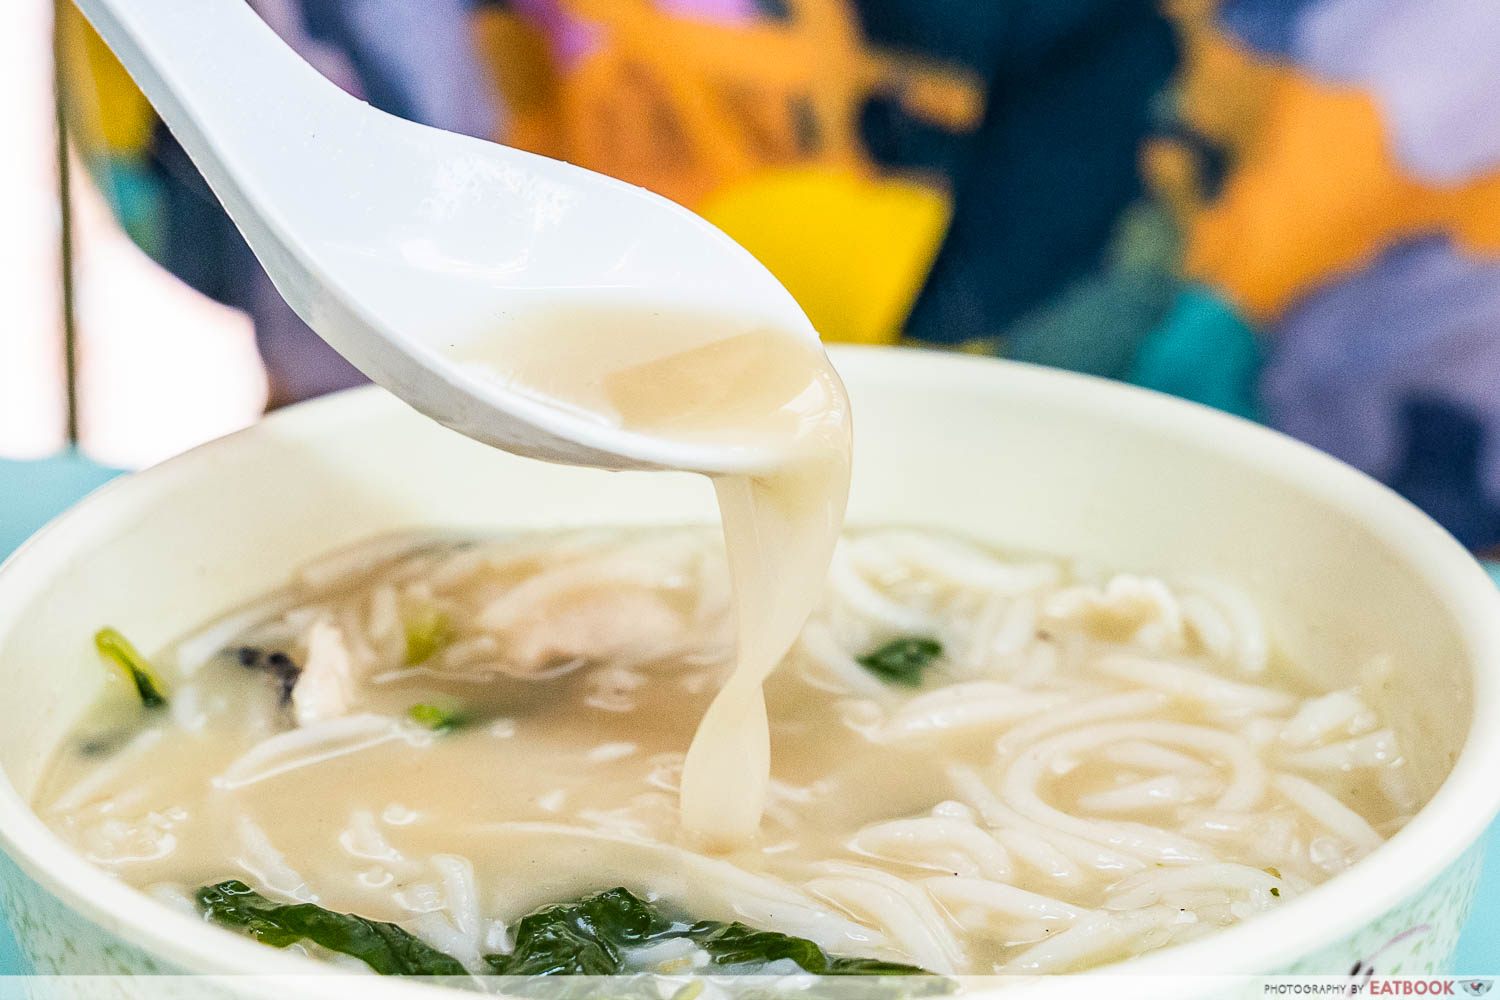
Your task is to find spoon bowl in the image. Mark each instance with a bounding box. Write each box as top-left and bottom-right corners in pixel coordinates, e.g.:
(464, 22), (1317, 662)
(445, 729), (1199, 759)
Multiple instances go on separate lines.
(75, 0), (820, 473)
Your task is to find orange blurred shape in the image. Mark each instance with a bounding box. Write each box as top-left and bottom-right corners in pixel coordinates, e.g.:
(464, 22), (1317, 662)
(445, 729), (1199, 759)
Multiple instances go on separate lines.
(1187, 74), (1500, 322)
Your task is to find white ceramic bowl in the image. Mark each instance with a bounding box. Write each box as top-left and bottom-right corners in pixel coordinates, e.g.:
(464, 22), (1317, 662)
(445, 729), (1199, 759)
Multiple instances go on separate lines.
(1, 347), (1498, 997)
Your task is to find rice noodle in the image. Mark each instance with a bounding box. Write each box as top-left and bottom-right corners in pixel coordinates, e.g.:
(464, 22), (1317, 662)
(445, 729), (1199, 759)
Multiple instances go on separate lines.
(873, 682), (1071, 743)
(806, 863), (967, 975)
(1090, 653), (1297, 716)
(234, 814), (315, 902)
(1103, 862), (1280, 911)
(1279, 690), (1380, 747)
(214, 714), (413, 790)
(1043, 576), (1185, 654)
(1002, 907), (1182, 973)
(945, 765), (1144, 876)
(994, 690), (1171, 756)
(849, 816), (1013, 880)
(1102, 740), (1215, 776)
(297, 535), (430, 592)
(1282, 729), (1399, 772)
(923, 875), (1088, 925)
(1175, 576), (1270, 675)
(1075, 774), (1216, 813)
(827, 549), (936, 634)
(858, 530), (1061, 596)
(1273, 774), (1384, 855)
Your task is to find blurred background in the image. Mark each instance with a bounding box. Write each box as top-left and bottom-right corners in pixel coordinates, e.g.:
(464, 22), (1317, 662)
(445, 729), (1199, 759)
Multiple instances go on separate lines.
(7, 0), (1500, 554)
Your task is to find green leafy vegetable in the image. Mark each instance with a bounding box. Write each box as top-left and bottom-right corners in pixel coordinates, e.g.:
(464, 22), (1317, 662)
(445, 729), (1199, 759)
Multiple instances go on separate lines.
(484, 888), (929, 977)
(487, 887), (670, 975)
(197, 880), (467, 975)
(856, 636), (943, 687)
(404, 609), (453, 666)
(407, 703), (463, 731)
(687, 920), (925, 974)
(94, 627), (168, 708)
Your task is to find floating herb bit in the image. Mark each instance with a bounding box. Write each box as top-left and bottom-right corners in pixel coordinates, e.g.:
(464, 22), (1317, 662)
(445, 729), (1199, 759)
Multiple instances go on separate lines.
(197, 880), (467, 975)
(408, 703), (462, 732)
(857, 636), (943, 687)
(94, 627), (168, 708)
(403, 608), (453, 666)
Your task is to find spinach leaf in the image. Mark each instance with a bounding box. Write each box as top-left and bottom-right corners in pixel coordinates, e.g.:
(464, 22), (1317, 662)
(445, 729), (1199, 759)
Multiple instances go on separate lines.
(687, 921), (926, 975)
(484, 888), (929, 977)
(856, 636), (942, 687)
(197, 880), (468, 975)
(94, 627), (168, 708)
(486, 887), (673, 975)
(684, 920), (827, 970)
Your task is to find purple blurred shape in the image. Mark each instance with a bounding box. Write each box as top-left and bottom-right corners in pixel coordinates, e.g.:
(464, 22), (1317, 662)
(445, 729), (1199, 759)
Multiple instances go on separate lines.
(1262, 235), (1500, 501)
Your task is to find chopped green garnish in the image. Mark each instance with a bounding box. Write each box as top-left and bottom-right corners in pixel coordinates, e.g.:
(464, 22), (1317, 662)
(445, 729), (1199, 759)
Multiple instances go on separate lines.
(1264, 866), (1282, 879)
(407, 703), (462, 732)
(1269, 887), (1281, 897)
(93, 627), (168, 708)
(856, 636), (943, 687)
(197, 880), (467, 975)
(483, 887), (931, 977)
(403, 608), (453, 666)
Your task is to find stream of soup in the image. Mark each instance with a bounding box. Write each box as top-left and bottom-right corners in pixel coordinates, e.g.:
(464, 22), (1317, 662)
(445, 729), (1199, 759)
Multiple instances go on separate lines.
(457, 305), (852, 848)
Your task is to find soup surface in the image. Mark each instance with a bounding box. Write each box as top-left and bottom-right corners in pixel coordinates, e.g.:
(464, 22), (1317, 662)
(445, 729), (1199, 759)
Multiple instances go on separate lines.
(38, 528), (1417, 976)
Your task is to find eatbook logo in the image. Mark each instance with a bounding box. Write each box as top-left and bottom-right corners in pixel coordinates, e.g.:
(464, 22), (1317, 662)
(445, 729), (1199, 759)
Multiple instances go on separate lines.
(1461, 982), (1493, 997)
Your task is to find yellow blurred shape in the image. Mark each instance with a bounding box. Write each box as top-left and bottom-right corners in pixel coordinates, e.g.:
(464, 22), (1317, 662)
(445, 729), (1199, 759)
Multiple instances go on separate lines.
(473, 7), (566, 159)
(700, 167), (949, 345)
(58, 3), (154, 155)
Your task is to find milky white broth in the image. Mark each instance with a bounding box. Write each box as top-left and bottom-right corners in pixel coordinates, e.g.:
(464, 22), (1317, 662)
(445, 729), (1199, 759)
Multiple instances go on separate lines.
(37, 527), (1419, 975)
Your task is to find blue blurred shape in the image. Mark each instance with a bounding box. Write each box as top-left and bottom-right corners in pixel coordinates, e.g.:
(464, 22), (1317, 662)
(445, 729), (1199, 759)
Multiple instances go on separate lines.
(0, 453), (121, 561)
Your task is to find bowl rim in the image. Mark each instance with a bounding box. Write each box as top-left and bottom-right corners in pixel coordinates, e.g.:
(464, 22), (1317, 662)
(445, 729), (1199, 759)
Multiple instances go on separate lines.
(1, 346), (1497, 991)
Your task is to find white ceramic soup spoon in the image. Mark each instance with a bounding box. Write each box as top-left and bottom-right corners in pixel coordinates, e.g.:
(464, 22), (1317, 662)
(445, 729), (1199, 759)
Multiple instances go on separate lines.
(74, 0), (821, 473)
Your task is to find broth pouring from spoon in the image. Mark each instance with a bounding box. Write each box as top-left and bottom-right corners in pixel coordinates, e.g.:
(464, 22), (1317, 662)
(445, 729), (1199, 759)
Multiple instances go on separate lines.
(458, 305), (852, 850)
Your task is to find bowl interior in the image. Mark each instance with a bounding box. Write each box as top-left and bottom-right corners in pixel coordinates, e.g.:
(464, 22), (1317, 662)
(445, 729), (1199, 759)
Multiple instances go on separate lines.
(0, 346), (1493, 977)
